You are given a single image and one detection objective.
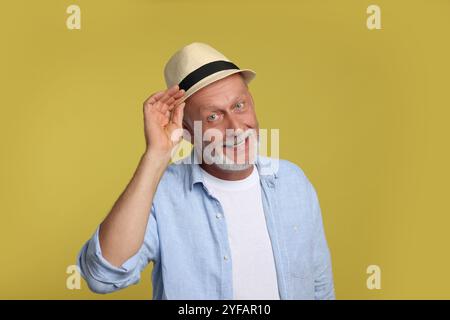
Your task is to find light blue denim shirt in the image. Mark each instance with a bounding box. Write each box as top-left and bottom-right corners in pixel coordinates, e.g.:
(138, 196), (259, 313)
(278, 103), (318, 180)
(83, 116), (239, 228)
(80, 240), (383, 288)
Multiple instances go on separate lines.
(77, 152), (335, 299)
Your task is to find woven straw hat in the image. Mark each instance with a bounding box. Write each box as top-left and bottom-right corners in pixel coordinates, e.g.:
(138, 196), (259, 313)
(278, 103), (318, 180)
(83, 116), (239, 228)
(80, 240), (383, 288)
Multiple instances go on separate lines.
(164, 42), (256, 102)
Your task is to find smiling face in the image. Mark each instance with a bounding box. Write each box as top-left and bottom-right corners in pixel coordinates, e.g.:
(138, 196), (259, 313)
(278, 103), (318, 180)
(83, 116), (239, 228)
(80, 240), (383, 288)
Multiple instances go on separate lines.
(183, 73), (259, 176)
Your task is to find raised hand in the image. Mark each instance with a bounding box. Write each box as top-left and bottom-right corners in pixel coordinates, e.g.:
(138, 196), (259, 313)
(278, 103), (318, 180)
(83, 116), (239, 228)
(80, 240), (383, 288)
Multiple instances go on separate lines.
(142, 84), (186, 161)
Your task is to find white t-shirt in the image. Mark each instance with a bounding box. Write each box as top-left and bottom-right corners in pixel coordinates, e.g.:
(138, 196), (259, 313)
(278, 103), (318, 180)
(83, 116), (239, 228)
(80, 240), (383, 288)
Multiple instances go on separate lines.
(200, 165), (280, 300)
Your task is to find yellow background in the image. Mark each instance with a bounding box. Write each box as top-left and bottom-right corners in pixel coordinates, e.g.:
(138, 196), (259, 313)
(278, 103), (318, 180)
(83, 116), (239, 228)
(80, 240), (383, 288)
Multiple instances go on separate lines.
(1, 0), (449, 299)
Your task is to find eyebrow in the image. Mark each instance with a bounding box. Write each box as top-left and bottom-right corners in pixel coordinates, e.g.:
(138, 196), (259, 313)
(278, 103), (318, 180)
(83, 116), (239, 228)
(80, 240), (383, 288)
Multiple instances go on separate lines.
(201, 93), (247, 112)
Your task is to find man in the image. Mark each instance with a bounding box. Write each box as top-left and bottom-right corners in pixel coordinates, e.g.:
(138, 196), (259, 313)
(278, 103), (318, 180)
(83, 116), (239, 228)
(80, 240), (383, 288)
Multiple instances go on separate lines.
(77, 42), (335, 300)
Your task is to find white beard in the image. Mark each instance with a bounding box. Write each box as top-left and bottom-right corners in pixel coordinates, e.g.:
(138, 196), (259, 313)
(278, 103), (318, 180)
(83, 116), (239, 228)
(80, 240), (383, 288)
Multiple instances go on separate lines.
(197, 128), (259, 172)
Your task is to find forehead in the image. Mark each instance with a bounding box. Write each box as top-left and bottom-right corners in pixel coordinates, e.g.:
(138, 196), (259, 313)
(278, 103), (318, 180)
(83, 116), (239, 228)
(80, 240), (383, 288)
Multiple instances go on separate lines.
(187, 74), (249, 109)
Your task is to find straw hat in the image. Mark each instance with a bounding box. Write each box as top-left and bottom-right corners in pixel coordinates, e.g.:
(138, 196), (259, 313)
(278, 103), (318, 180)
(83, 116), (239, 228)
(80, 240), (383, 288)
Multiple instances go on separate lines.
(164, 42), (256, 102)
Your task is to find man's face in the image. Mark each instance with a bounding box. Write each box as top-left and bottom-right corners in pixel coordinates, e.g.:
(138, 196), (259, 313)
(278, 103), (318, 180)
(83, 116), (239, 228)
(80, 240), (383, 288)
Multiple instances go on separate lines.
(183, 73), (259, 171)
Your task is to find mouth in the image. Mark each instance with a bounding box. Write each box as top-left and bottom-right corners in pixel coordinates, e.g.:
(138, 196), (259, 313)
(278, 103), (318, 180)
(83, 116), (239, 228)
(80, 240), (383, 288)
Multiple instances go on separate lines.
(223, 136), (247, 149)
(222, 130), (254, 149)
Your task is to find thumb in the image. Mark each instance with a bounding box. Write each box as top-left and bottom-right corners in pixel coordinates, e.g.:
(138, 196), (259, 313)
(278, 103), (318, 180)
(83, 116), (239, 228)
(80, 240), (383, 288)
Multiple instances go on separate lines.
(172, 102), (186, 128)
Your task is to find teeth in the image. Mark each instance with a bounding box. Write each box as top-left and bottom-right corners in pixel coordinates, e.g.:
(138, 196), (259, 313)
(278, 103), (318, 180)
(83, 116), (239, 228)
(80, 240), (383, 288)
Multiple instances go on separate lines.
(224, 138), (246, 148)
(222, 130), (253, 148)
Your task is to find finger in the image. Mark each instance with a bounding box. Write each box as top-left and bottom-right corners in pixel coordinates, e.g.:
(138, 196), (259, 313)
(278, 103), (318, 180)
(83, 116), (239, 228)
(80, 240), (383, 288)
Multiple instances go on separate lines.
(174, 92), (186, 104)
(169, 90), (186, 107)
(159, 85), (180, 103)
(165, 96), (177, 106)
(148, 91), (165, 104)
(161, 88), (185, 112)
(177, 93), (187, 105)
(167, 95), (185, 112)
(154, 99), (173, 113)
(170, 90), (185, 105)
(173, 88), (185, 99)
(145, 91), (165, 105)
(160, 96), (177, 114)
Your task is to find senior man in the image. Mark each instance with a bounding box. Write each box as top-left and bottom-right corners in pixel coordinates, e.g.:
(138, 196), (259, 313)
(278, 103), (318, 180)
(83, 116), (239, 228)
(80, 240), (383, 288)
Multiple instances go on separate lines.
(77, 42), (335, 300)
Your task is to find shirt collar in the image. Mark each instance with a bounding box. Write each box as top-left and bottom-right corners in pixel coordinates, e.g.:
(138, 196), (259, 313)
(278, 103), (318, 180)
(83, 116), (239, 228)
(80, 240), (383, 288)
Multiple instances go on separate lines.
(184, 150), (278, 191)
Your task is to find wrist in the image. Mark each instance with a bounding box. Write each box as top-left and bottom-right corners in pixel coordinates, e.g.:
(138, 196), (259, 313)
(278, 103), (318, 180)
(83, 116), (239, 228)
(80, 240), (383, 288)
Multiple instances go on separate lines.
(143, 148), (171, 168)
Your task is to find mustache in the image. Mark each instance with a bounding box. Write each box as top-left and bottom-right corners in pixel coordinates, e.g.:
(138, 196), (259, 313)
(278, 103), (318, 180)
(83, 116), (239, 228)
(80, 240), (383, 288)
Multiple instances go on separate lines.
(222, 129), (256, 147)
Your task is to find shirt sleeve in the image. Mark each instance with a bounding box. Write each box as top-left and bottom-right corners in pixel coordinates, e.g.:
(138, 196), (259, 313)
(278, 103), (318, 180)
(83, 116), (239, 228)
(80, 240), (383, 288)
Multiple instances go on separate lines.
(76, 204), (159, 294)
(309, 182), (336, 300)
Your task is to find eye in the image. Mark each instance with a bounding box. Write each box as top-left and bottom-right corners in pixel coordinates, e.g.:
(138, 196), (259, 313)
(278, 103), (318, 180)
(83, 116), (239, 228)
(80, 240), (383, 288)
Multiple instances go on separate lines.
(234, 101), (245, 111)
(207, 113), (219, 122)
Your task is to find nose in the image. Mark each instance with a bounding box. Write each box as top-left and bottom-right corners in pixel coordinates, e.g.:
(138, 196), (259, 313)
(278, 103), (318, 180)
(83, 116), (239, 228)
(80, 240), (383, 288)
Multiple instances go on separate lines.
(226, 113), (243, 132)
(224, 115), (245, 142)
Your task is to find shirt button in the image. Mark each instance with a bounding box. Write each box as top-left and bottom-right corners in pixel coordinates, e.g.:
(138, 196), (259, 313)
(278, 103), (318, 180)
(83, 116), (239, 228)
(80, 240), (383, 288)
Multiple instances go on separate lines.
(216, 213), (223, 219)
(223, 255), (229, 261)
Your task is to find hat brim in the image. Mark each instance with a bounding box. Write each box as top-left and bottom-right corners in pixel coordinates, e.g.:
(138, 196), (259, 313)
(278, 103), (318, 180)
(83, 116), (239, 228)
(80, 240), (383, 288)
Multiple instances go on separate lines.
(179, 68), (256, 103)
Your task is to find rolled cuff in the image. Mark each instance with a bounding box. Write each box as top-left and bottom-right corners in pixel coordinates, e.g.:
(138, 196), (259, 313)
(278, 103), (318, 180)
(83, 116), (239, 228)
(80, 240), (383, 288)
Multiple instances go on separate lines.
(77, 226), (142, 294)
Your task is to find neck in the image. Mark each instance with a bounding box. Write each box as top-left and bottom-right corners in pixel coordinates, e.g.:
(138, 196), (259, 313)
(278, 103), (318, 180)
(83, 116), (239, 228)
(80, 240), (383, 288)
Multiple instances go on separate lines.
(199, 163), (254, 181)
